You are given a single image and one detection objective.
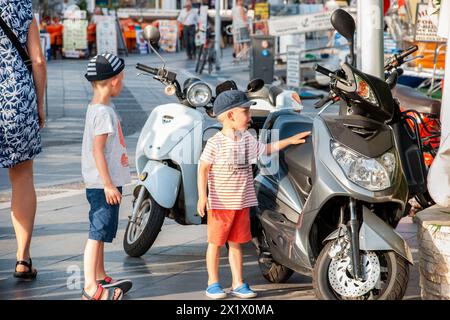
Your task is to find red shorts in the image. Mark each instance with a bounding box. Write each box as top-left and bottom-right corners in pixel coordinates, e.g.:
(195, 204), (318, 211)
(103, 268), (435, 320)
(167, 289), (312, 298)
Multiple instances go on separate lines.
(207, 208), (252, 246)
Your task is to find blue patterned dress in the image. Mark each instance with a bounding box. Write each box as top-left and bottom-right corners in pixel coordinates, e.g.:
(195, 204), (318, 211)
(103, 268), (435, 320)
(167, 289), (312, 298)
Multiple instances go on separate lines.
(0, 0), (41, 168)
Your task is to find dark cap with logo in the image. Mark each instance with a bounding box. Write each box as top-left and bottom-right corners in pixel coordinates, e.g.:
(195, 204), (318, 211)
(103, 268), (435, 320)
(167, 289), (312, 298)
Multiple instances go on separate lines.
(213, 90), (256, 117)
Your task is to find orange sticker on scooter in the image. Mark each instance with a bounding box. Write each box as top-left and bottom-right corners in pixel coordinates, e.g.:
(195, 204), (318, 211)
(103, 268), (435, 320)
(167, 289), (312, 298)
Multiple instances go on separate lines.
(292, 93), (301, 104)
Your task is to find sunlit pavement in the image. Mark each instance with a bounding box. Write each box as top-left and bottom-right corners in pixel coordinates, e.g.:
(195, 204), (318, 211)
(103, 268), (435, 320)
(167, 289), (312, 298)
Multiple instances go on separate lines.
(0, 184), (420, 300)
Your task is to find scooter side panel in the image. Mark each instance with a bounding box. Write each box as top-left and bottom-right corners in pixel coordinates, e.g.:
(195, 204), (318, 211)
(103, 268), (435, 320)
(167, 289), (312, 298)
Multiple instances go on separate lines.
(138, 160), (181, 209)
(168, 121), (204, 225)
(360, 207), (413, 263)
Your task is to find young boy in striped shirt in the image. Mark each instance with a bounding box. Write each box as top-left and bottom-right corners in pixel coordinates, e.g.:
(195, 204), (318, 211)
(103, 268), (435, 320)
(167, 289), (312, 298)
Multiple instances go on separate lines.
(197, 90), (310, 299)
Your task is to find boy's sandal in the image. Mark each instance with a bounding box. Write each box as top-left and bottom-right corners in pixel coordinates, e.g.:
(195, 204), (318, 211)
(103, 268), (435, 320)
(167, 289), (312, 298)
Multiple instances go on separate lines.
(97, 276), (133, 294)
(13, 259), (37, 280)
(82, 284), (123, 300)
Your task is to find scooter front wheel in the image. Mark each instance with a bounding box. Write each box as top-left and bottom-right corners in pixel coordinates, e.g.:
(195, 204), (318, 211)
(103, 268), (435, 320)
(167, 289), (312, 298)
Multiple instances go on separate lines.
(123, 193), (166, 257)
(313, 241), (409, 300)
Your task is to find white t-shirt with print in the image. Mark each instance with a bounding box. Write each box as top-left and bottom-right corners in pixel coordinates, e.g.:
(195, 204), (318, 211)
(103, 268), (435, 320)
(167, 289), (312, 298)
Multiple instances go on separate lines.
(81, 103), (131, 189)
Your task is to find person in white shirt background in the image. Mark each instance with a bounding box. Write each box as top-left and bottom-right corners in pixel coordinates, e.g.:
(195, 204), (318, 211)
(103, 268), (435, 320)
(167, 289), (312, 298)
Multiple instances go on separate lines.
(177, 0), (199, 60)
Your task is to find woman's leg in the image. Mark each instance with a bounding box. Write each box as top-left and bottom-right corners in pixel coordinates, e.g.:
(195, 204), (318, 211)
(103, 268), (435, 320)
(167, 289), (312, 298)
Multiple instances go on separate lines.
(206, 242), (221, 285)
(9, 160), (37, 271)
(228, 241), (243, 289)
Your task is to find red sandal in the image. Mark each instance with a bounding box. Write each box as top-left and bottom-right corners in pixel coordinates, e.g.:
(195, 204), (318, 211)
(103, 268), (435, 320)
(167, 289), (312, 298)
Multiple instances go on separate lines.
(81, 283), (123, 300)
(97, 276), (133, 294)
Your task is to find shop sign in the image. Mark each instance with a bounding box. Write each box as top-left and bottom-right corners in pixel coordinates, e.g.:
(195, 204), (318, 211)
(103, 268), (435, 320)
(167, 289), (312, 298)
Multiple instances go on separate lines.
(95, 15), (118, 55)
(254, 3), (270, 35)
(415, 3), (447, 43)
(286, 45), (302, 88)
(268, 11), (332, 36)
(136, 28), (149, 54)
(64, 10), (87, 20)
(63, 19), (88, 58)
(159, 20), (178, 53)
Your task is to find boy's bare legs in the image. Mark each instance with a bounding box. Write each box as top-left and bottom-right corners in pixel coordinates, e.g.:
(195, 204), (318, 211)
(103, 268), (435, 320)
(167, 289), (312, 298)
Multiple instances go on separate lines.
(9, 160), (37, 272)
(84, 239), (101, 294)
(228, 241), (244, 289)
(206, 243), (221, 285)
(96, 242), (107, 280)
(83, 239), (120, 299)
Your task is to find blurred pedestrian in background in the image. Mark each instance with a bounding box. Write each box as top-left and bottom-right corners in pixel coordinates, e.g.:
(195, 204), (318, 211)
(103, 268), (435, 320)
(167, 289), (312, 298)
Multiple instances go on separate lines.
(232, 0), (249, 58)
(177, 0), (198, 59)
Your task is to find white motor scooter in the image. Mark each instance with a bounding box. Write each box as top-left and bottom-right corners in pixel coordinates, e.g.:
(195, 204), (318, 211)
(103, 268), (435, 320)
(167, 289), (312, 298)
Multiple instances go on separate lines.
(123, 26), (304, 257)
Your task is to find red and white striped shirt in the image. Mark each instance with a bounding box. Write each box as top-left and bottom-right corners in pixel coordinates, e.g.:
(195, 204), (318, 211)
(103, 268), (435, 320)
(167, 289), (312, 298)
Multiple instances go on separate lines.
(199, 130), (266, 210)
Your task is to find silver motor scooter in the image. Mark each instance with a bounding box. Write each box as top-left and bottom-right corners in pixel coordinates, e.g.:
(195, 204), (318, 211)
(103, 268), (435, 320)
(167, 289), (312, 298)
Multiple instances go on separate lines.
(253, 9), (414, 300)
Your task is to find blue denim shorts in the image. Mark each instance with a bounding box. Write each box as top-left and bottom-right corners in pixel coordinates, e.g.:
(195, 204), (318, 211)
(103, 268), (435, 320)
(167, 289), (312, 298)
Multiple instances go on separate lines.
(86, 187), (122, 243)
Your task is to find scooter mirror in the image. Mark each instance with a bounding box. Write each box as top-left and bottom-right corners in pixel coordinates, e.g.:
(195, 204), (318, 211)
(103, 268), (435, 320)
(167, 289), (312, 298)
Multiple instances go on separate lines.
(247, 78), (265, 93)
(330, 9), (355, 44)
(143, 26), (161, 45)
(143, 25), (167, 69)
(331, 9), (355, 66)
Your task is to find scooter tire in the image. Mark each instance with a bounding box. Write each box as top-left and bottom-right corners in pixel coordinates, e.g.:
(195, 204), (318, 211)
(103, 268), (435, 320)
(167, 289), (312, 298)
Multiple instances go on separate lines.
(258, 252), (294, 283)
(123, 196), (166, 258)
(313, 241), (409, 300)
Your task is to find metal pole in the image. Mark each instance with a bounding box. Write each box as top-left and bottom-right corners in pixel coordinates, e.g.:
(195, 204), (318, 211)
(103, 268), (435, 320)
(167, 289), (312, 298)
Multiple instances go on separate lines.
(215, 0), (221, 70)
(358, 0), (384, 78)
(356, 0), (362, 69)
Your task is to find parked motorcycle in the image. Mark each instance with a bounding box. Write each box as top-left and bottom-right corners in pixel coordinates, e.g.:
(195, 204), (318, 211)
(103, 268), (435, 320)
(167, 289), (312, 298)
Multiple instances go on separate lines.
(252, 9), (417, 300)
(385, 51), (441, 211)
(123, 26), (301, 257)
(123, 26), (216, 257)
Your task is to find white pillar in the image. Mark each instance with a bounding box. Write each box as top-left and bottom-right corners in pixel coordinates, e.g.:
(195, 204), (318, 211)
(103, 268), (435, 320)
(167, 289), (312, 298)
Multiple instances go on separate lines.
(439, 0), (450, 138)
(215, 0), (221, 70)
(439, 34), (449, 141)
(357, 0), (384, 78)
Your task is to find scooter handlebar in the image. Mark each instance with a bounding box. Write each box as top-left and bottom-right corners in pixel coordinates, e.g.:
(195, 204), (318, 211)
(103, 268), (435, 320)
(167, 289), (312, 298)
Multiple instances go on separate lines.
(313, 64), (334, 77)
(399, 45), (418, 60)
(136, 63), (158, 75)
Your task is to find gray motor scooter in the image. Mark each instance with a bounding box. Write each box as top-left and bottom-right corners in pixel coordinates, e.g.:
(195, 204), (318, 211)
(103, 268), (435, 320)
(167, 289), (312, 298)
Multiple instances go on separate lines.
(253, 9), (414, 300)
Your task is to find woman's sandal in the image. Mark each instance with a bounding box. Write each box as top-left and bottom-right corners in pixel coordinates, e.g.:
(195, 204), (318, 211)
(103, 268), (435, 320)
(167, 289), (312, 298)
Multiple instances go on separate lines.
(81, 283), (123, 300)
(13, 259), (37, 280)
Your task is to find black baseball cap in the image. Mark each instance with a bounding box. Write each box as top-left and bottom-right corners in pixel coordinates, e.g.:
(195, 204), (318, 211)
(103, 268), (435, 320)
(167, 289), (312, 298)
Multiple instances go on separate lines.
(213, 90), (256, 117)
(85, 53), (125, 82)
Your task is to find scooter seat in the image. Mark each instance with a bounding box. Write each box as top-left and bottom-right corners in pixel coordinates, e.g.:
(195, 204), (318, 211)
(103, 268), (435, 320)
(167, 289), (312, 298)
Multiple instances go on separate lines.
(392, 84), (441, 117)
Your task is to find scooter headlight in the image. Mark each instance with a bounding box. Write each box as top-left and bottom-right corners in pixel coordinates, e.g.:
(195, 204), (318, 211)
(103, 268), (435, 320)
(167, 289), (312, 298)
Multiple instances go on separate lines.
(186, 82), (212, 107)
(331, 142), (397, 191)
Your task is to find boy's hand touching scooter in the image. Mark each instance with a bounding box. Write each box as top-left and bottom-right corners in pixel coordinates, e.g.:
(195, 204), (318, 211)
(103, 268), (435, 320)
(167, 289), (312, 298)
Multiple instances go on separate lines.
(265, 131), (312, 155)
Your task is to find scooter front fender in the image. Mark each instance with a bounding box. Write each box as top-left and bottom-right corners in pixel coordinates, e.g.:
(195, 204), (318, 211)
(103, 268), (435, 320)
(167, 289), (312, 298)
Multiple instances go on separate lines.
(324, 206), (413, 264)
(137, 160), (181, 209)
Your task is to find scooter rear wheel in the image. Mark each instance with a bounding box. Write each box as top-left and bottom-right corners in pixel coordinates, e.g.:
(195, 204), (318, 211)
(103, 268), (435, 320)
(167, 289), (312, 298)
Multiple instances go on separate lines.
(258, 251), (294, 283)
(123, 194), (166, 258)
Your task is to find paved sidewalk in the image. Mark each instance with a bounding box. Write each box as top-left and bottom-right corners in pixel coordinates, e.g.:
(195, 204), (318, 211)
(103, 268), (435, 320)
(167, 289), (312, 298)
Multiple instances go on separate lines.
(0, 186), (421, 300)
